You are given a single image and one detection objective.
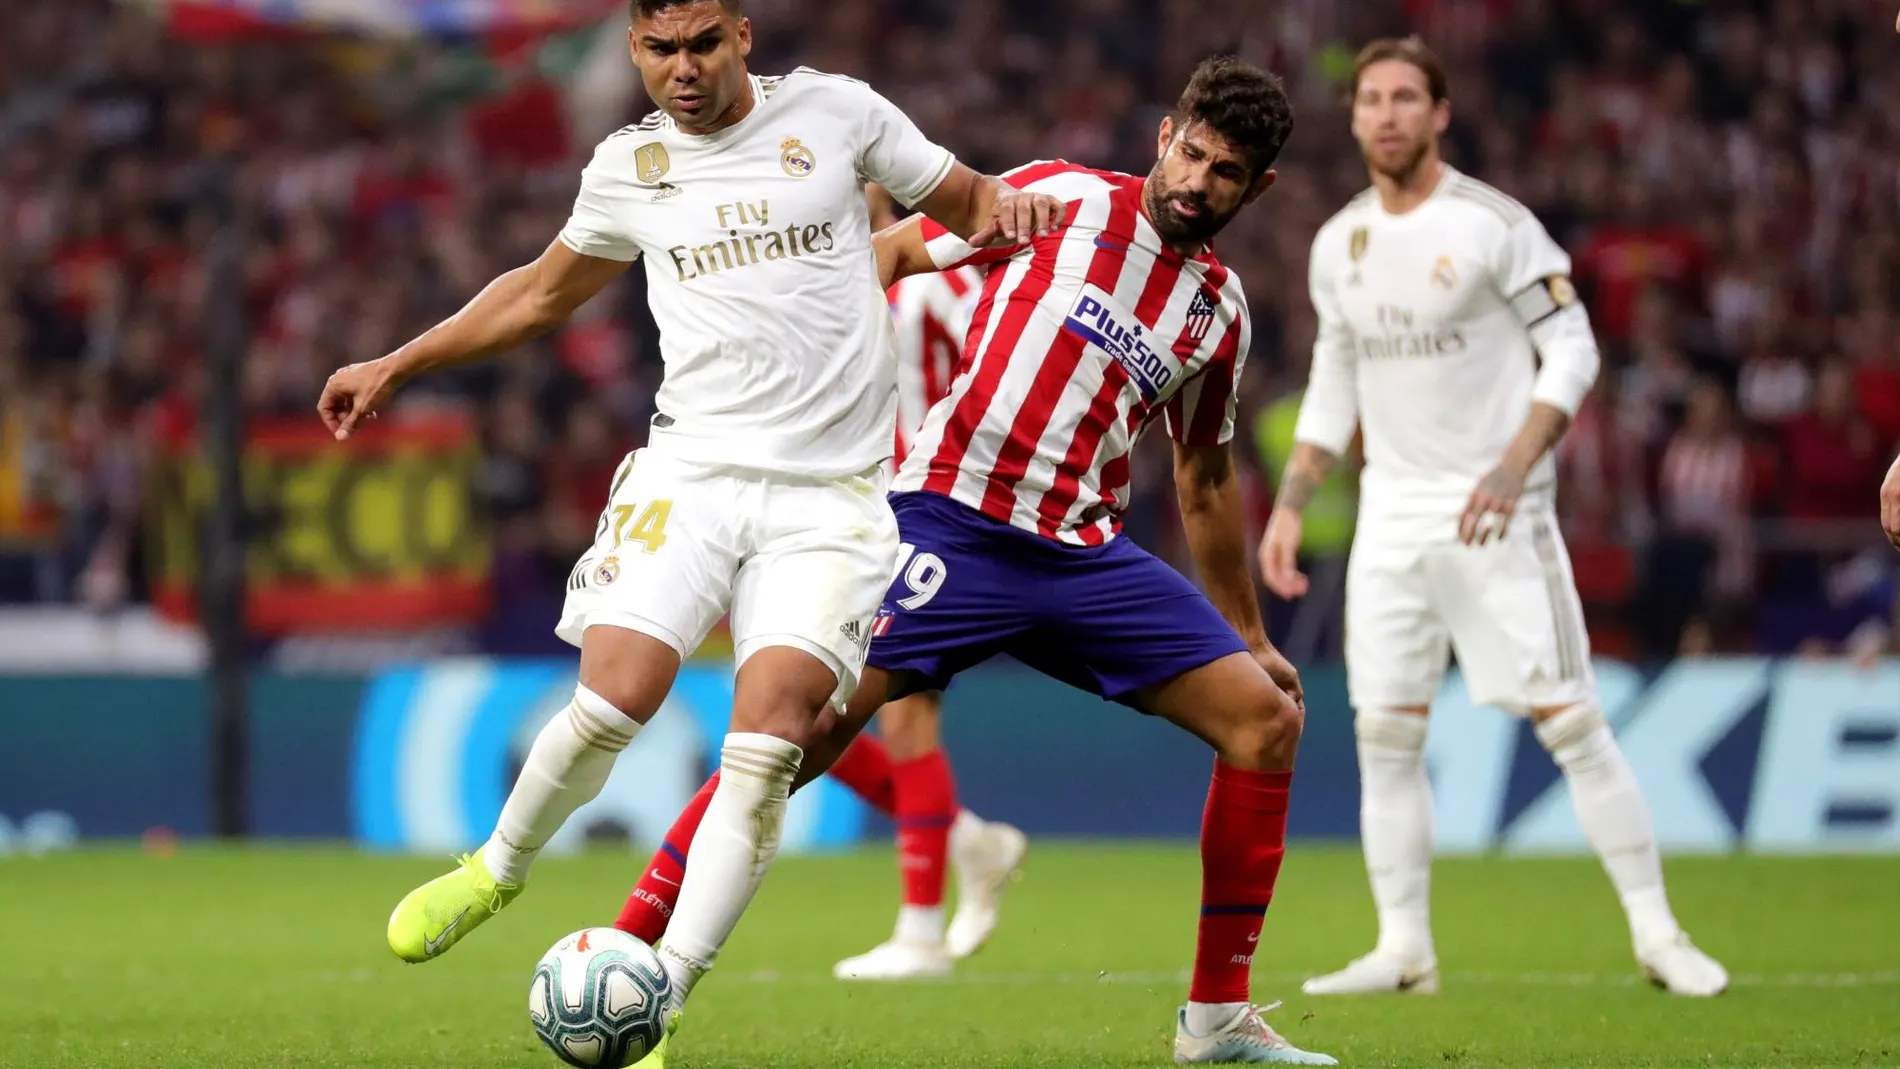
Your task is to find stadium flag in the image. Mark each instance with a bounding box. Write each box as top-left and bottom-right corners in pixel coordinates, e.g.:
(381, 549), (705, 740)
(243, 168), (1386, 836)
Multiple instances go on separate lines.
(146, 414), (493, 635)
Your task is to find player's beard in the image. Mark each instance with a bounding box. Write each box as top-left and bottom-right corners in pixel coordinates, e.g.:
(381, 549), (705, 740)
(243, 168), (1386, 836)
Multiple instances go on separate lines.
(1366, 136), (1434, 186)
(1144, 169), (1234, 248)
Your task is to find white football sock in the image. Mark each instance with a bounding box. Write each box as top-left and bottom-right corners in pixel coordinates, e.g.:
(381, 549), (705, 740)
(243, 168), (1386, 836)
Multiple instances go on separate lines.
(658, 732), (803, 998)
(1184, 1001), (1249, 1037)
(1355, 708), (1435, 960)
(1536, 703), (1680, 949)
(483, 685), (638, 885)
(894, 904), (945, 945)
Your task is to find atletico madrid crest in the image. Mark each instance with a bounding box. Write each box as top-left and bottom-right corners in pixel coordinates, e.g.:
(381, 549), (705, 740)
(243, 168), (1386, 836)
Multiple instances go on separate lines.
(1184, 289), (1217, 343)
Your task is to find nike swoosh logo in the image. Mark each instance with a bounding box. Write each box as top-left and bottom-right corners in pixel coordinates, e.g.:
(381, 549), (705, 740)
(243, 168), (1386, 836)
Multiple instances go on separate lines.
(650, 869), (681, 888)
(424, 907), (471, 956)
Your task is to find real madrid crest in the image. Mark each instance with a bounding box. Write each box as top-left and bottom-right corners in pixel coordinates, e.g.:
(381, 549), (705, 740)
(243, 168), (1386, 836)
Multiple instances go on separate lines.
(1349, 226), (1369, 261)
(594, 556), (621, 587)
(780, 137), (816, 178)
(1430, 254), (1458, 289)
(635, 143), (671, 185)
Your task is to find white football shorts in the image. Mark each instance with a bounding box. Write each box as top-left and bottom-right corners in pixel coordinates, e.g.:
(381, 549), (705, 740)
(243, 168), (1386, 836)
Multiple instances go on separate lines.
(1344, 503), (1596, 716)
(556, 445), (900, 708)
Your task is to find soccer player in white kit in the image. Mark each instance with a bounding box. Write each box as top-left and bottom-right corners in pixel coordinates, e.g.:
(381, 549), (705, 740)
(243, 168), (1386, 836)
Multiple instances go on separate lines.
(316, 0), (1064, 1038)
(609, 189), (1028, 983)
(1258, 37), (1730, 997)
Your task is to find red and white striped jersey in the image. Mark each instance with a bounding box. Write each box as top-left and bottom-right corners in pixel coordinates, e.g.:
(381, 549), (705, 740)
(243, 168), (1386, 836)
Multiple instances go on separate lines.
(893, 160), (1251, 546)
(888, 266), (984, 469)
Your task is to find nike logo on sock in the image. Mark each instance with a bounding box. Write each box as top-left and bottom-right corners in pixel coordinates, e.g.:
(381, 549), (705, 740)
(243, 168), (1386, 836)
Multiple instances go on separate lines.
(650, 869), (681, 888)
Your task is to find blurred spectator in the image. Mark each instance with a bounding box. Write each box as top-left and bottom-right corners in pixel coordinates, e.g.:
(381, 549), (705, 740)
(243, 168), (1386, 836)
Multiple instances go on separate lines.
(1, 0), (1895, 661)
(1783, 360), (1886, 525)
(1641, 379), (1755, 657)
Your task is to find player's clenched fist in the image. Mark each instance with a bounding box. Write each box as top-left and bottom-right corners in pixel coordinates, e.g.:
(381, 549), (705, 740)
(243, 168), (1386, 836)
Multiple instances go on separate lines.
(318, 358), (402, 441)
(1881, 454), (1900, 550)
(968, 187), (1067, 248)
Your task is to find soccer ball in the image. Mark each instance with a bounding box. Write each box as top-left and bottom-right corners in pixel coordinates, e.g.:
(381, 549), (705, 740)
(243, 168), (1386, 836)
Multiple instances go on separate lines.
(528, 928), (673, 1068)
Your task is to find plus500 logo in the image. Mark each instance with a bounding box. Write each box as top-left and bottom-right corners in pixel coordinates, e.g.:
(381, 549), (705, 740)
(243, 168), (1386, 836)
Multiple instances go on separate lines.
(1064, 286), (1173, 401)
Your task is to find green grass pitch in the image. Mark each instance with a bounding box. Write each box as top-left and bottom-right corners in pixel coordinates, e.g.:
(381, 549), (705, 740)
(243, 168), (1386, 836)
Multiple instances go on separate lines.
(1, 845), (1895, 1068)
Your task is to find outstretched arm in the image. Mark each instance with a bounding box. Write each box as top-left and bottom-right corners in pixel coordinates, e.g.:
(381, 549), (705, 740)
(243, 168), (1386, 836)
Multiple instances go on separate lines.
(318, 241), (628, 439)
(1175, 441), (1302, 706)
(911, 162), (1066, 249)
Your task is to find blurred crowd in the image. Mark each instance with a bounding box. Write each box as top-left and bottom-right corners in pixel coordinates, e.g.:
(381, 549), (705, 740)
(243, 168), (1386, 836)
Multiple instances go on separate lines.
(1, 0), (1896, 658)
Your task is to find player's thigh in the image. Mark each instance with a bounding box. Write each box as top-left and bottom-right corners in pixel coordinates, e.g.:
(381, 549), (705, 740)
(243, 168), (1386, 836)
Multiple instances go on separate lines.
(1345, 533), (1450, 710)
(558, 450), (742, 711)
(1132, 651), (1301, 771)
(1019, 535), (1252, 702)
(730, 467), (901, 716)
(862, 492), (1039, 698)
(878, 690), (943, 760)
(1434, 509), (1595, 716)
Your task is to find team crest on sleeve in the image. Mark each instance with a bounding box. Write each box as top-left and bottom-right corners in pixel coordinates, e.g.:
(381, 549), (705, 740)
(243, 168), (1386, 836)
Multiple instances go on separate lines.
(1546, 274), (1578, 306)
(594, 556), (621, 587)
(780, 137), (816, 177)
(635, 143), (670, 184)
(1185, 288), (1217, 343)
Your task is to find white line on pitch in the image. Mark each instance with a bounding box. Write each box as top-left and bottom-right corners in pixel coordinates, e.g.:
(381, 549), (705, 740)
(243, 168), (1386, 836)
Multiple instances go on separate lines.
(728, 968), (1900, 989)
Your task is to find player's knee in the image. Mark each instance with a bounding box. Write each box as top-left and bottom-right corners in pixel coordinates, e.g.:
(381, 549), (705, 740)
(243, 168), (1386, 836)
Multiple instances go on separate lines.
(730, 693), (829, 752)
(1532, 701), (1609, 763)
(577, 627), (681, 724)
(1355, 707), (1429, 753)
(1220, 683), (1304, 771)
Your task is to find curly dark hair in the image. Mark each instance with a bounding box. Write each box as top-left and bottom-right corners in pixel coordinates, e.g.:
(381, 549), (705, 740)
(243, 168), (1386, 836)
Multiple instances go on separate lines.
(1174, 56), (1295, 180)
(630, 0), (740, 17)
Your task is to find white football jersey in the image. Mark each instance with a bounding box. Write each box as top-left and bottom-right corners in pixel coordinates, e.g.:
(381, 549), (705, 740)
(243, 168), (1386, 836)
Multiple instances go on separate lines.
(887, 266), (983, 468)
(560, 68), (956, 478)
(1296, 165), (1599, 522)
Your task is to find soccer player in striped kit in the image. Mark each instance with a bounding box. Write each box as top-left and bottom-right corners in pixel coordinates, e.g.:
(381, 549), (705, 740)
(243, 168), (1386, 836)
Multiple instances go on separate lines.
(616, 56), (1336, 1065)
(1261, 37), (1727, 998)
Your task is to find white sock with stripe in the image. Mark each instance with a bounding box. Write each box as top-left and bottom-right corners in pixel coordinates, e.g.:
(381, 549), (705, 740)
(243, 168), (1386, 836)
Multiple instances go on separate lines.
(658, 732), (803, 997)
(1355, 708), (1435, 961)
(482, 685), (639, 885)
(1536, 702), (1680, 949)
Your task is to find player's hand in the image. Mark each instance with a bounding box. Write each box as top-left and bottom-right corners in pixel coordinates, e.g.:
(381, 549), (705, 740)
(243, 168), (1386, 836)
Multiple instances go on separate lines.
(967, 187), (1066, 248)
(317, 358), (402, 441)
(1258, 507), (1309, 599)
(1459, 462), (1529, 545)
(1880, 454), (1900, 551)
(1253, 644), (1304, 710)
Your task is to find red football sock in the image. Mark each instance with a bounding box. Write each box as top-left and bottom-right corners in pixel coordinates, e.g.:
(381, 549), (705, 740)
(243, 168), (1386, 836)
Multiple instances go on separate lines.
(893, 749), (957, 908)
(613, 772), (719, 944)
(1190, 762), (1292, 1006)
(829, 734), (897, 816)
